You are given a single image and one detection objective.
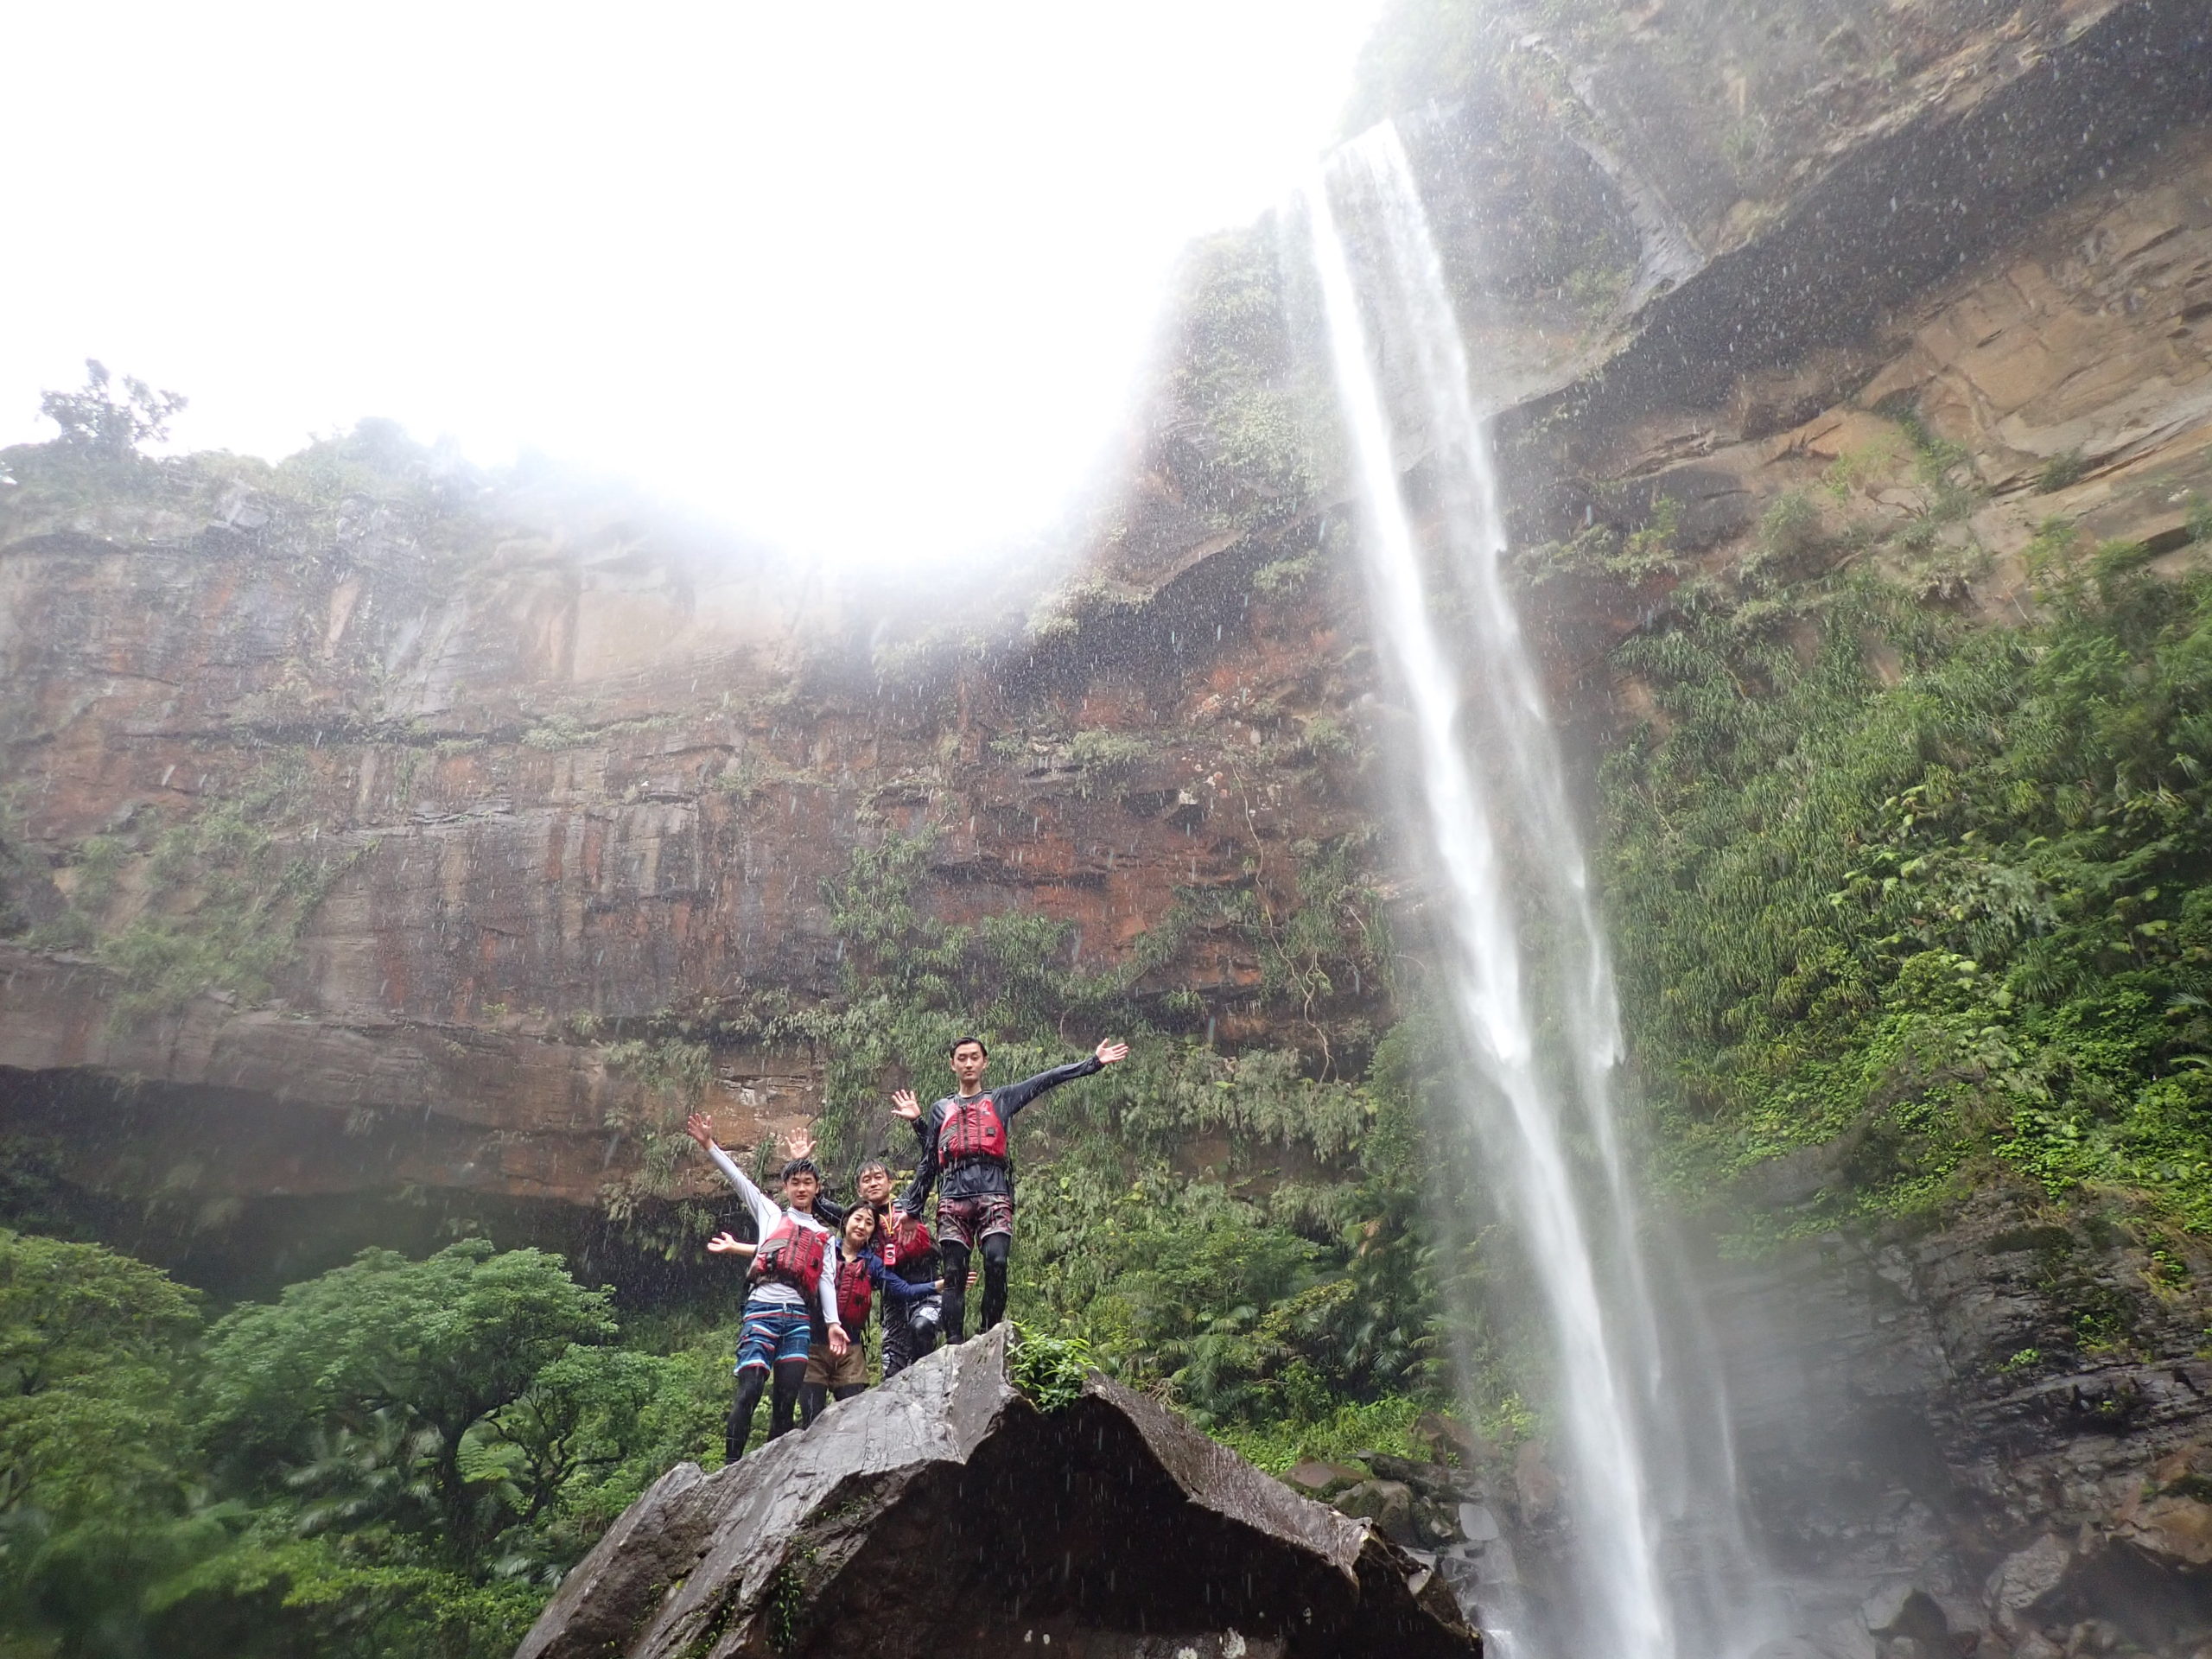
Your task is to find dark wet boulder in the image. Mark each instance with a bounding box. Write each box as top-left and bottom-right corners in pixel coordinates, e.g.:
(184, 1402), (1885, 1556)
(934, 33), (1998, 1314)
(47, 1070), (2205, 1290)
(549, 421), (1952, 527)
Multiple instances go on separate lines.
(1332, 1479), (1418, 1546)
(517, 1327), (1479, 1659)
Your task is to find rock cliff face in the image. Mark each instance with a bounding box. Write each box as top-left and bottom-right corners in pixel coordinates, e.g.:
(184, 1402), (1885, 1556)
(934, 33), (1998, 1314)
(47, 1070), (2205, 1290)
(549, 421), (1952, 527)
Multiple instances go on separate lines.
(0, 455), (1380, 1272)
(1694, 1189), (2212, 1658)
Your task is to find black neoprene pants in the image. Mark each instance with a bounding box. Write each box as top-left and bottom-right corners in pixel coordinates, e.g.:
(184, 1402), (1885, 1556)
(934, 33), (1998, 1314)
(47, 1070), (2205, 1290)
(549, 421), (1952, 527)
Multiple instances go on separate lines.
(799, 1381), (867, 1427)
(881, 1296), (938, 1376)
(727, 1357), (807, 1462)
(938, 1233), (1011, 1344)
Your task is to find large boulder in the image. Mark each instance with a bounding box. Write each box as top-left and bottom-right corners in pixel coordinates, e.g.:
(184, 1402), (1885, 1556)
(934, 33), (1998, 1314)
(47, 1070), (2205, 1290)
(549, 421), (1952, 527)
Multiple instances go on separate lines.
(517, 1328), (1479, 1659)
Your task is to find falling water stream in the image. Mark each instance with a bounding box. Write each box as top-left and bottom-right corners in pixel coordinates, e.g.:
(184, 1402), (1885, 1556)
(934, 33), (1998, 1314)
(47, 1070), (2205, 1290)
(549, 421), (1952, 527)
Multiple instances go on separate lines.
(1303, 128), (1765, 1659)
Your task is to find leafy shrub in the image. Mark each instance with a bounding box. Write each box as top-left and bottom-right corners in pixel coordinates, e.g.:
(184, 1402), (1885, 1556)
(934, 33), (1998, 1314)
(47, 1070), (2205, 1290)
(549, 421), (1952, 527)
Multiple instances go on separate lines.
(1605, 561), (2212, 1242)
(1008, 1328), (1093, 1413)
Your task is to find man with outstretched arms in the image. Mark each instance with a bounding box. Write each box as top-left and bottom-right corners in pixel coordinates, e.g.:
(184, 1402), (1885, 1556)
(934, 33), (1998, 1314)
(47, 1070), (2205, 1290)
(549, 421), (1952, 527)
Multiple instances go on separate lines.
(894, 1033), (1128, 1343)
(683, 1113), (848, 1461)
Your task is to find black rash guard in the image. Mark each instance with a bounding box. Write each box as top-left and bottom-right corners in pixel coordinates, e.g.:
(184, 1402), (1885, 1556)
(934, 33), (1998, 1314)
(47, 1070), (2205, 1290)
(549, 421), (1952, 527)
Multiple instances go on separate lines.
(898, 1056), (1103, 1212)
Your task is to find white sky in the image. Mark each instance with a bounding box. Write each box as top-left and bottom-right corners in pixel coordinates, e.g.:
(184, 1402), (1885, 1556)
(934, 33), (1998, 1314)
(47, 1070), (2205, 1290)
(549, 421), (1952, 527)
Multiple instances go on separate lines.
(2, 3), (1380, 567)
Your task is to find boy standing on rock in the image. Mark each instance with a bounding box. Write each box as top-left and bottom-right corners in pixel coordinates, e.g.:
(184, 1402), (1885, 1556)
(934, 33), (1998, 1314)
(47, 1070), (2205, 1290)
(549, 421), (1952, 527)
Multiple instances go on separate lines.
(893, 1034), (1128, 1344)
(684, 1113), (849, 1462)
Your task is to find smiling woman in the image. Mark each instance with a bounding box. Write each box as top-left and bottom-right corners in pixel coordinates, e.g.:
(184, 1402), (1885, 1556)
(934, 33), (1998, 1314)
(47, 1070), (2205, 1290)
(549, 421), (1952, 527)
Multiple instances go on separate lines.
(0, 1), (1380, 568)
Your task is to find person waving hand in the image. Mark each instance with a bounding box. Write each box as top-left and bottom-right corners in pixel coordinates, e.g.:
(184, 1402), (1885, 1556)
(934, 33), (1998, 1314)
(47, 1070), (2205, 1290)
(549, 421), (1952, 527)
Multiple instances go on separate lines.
(893, 1035), (1128, 1344)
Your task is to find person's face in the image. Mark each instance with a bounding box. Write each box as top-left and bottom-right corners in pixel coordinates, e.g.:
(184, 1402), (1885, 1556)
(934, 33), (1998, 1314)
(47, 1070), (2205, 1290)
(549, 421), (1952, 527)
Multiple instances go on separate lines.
(857, 1167), (893, 1205)
(784, 1171), (820, 1210)
(950, 1042), (988, 1089)
(844, 1207), (876, 1249)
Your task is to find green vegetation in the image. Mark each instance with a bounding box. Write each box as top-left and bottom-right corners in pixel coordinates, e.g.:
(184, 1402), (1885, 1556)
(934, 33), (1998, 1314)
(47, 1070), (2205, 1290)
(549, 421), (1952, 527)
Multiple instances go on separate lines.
(600, 822), (1441, 1434)
(1512, 494), (1683, 598)
(1172, 229), (1328, 537)
(1601, 550), (2212, 1256)
(0, 1230), (725, 1659)
(519, 712), (679, 752)
(1250, 550), (1320, 599)
(0, 811), (1453, 1651)
(12, 759), (353, 1019)
(1007, 1327), (1093, 1413)
(2037, 449), (2090, 493)
(1213, 1393), (1434, 1477)
(3, 374), (498, 585)
(593, 1034), (727, 1260)
(35, 360), (187, 462)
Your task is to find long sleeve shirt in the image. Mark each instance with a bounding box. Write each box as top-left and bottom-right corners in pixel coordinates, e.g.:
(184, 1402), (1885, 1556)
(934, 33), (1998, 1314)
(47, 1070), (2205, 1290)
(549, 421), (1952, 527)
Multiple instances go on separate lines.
(832, 1246), (938, 1330)
(898, 1055), (1103, 1213)
(704, 1141), (842, 1331)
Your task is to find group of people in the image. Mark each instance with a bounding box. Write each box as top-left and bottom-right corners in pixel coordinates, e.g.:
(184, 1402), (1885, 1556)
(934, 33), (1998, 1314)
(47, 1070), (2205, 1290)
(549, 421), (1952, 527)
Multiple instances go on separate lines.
(684, 1032), (1130, 1462)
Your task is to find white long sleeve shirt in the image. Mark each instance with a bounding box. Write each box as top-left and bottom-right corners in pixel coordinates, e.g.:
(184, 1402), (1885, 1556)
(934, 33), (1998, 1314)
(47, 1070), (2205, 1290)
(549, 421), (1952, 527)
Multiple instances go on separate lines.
(706, 1141), (842, 1331)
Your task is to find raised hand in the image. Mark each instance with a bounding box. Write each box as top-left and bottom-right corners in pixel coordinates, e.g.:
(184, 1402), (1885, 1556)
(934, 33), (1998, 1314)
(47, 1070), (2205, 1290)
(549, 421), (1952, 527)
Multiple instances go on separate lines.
(1095, 1039), (1130, 1065)
(890, 1089), (921, 1121)
(684, 1111), (716, 1150)
(785, 1123), (816, 1161)
(706, 1232), (753, 1255)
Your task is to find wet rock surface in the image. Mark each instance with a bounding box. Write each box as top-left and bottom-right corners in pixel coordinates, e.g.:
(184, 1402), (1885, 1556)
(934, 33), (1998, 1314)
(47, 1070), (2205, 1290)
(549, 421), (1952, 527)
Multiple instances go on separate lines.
(1700, 1192), (2212, 1658)
(515, 1328), (1478, 1659)
(0, 471), (1381, 1236)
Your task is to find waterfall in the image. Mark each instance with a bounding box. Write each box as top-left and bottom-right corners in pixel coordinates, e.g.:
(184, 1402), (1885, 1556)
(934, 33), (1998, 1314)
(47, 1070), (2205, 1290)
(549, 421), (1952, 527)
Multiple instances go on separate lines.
(1301, 128), (1764, 1659)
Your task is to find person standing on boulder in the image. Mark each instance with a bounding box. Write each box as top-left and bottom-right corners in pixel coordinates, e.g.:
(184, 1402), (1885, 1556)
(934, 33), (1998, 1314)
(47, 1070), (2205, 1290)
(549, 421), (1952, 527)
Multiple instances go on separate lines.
(684, 1113), (849, 1462)
(799, 1203), (938, 1424)
(876, 1202), (945, 1377)
(893, 1034), (1128, 1344)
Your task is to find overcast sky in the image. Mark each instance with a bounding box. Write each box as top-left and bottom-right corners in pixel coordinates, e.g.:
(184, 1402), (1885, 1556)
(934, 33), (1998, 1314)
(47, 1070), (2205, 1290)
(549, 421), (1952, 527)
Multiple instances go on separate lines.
(2, 3), (1379, 566)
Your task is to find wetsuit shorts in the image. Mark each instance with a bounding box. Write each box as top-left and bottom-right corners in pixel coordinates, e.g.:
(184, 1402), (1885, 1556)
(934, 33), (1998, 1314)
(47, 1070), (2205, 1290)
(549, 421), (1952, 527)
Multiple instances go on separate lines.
(734, 1303), (814, 1374)
(804, 1338), (868, 1389)
(935, 1192), (1014, 1249)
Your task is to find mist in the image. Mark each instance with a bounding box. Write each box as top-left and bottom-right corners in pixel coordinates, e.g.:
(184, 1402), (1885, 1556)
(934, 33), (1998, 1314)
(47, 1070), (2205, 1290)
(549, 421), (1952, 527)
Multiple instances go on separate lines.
(1, 0), (1378, 568)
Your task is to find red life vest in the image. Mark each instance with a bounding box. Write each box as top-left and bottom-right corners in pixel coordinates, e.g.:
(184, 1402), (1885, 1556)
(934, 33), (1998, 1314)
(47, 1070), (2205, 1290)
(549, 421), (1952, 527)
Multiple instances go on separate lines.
(748, 1215), (828, 1300)
(834, 1254), (874, 1330)
(940, 1093), (1008, 1163)
(882, 1217), (934, 1272)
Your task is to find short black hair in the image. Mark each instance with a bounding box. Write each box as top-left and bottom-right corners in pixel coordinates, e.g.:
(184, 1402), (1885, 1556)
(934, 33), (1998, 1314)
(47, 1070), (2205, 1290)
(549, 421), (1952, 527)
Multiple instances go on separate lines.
(947, 1034), (988, 1058)
(779, 1158), (821, 1183)
(857, 1159), (890, 1179)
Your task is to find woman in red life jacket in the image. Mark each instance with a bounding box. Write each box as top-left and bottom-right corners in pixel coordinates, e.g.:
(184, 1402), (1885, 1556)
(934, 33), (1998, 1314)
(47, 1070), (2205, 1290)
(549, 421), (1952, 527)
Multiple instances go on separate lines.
(798, 1205), (939, 1425)
(684, 1112), (848, 1462)
(893, 1033), (1129, 1344)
